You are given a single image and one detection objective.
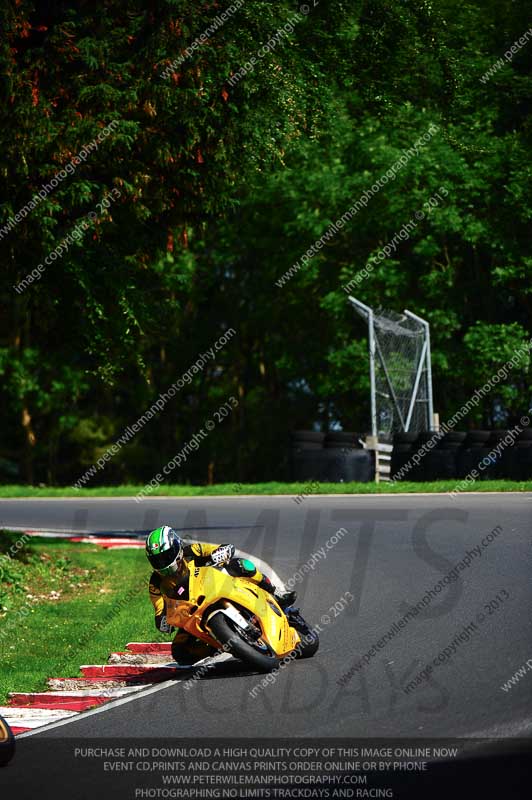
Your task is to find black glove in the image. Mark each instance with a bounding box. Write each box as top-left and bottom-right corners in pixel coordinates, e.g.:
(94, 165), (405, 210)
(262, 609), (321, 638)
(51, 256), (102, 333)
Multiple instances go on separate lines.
(156, 614), (175, 634)
(210, 544), (235, 566)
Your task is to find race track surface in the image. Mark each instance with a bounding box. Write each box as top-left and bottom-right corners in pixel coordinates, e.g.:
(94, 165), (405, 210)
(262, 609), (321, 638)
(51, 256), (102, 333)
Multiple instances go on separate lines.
(1, 493), (531, 739)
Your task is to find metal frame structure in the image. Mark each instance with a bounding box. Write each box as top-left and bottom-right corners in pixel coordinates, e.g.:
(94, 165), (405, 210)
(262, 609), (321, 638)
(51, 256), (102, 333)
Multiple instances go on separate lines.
(403, 309), (434, 432)
(348, 296), (434, 436)
(348, 296), (378, 437)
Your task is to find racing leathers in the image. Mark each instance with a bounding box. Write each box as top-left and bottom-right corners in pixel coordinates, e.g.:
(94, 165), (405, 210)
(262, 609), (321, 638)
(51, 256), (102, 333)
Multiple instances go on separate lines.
(148, 540), (281, 663)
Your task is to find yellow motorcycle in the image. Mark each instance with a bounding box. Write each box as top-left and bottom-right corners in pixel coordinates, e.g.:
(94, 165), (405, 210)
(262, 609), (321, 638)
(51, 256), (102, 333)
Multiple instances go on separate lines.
(164, 564), (319, 672)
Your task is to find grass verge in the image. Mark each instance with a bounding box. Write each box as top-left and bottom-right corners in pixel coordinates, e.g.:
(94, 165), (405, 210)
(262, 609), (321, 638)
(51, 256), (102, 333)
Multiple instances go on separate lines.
(0, 480), (532, 498)
(0, 532), (162, 705)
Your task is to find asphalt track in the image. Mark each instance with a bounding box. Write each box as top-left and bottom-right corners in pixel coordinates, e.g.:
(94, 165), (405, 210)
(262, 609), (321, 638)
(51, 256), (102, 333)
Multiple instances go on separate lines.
(1, 494), (531, 739)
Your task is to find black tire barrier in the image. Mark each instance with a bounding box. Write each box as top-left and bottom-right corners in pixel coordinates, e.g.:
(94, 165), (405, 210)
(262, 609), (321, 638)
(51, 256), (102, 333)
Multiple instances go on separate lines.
(488, 430), (510, 444)
(442, 431), (467, 444)
(291, 430), (325, 443)
(291, 430), (326, 451)
(291, 441), (323, 451)
(438, 440), (464, 450)
(324, 430), (361, 442)
(418, 449), (457, 481)
(492, 442), (532, 480)
(513, 442), (532, 480)
(416, 431), (439, 445)
(499, 447), (516, 480)
(392, 430), (525, 482)
(323, 431), (362, 449)
(291, 450), (322, 480)
(289, 426), (532, 483)
(323, 442), (362, 449)
(0, 715), (15, 768)
(292, 448), (374, 482)
(500, 443), (519, 480)
(390, 444), (414, 481)
(457, 448), (499, 480)
(456, 449), (477, 479)
(464, 430), (491, 446)
(394, 432), (418, 444)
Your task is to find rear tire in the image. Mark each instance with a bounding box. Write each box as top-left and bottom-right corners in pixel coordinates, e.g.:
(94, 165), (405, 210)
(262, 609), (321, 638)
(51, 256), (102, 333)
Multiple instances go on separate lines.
(209, 613), (280, 673)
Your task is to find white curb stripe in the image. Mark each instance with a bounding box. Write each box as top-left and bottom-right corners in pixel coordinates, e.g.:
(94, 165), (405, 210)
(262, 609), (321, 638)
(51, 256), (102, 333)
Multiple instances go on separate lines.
(0, 707), (79, 728)
(9, 688), (144, 699)
(0, 706), (79, 718)
(15, 652), (235, 738)
(79, 663), (177, 670)
(16, 679), (180, 738)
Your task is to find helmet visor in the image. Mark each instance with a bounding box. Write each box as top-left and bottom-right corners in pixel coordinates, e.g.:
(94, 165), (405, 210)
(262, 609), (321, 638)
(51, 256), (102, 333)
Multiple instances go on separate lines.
(150, 555), (188, 579)
(149, 549), (178, 570)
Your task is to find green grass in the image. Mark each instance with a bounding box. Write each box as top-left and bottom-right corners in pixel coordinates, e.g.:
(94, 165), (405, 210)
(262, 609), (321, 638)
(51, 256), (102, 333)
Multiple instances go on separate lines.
(1, 480), (532, 498)
(0, 533), (163, 705)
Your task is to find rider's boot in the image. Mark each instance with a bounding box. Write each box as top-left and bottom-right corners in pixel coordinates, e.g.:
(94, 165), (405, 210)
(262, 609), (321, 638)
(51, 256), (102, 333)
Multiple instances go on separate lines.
(258, 575), (297, 609)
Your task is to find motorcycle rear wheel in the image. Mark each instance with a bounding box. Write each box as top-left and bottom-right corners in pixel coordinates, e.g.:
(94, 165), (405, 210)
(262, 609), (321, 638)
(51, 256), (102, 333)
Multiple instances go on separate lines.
(209, 613), (280, 673)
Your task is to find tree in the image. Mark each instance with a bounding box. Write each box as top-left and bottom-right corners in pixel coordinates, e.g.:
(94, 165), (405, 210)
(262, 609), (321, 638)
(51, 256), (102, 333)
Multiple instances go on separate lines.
(1, 0), (530, 483)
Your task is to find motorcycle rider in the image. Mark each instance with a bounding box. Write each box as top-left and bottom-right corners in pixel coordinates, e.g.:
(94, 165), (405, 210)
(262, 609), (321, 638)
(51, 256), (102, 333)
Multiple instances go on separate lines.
(146, 525), (296, 664)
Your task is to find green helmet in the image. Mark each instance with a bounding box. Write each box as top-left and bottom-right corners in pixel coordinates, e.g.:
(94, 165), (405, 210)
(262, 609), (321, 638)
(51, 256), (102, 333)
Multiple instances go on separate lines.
(146, 526), (185, 577)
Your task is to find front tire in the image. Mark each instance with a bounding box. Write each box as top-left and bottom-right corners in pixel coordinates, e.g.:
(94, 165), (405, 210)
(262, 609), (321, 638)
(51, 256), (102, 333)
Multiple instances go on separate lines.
(209, 613), (279, 673)
(288, 613), (319, 659)
(293, 630), (319, 659)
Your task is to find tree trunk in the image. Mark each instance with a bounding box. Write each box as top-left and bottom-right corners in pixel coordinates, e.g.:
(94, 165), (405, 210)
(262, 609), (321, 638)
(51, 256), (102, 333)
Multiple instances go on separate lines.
(21, 405), (36, 484)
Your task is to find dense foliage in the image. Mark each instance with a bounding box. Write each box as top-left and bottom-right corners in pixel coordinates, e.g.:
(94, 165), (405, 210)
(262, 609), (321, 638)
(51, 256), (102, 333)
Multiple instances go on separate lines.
(1, 0), (531, 485)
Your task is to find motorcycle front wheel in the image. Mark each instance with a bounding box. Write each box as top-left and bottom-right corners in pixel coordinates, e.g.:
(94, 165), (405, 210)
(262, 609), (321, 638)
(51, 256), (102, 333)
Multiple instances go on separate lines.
(209, 613), (280, 673)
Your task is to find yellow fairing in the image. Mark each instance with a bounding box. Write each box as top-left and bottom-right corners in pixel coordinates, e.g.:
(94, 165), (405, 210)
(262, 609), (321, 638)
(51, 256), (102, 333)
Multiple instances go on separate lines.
(165, 566), (300, 658)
